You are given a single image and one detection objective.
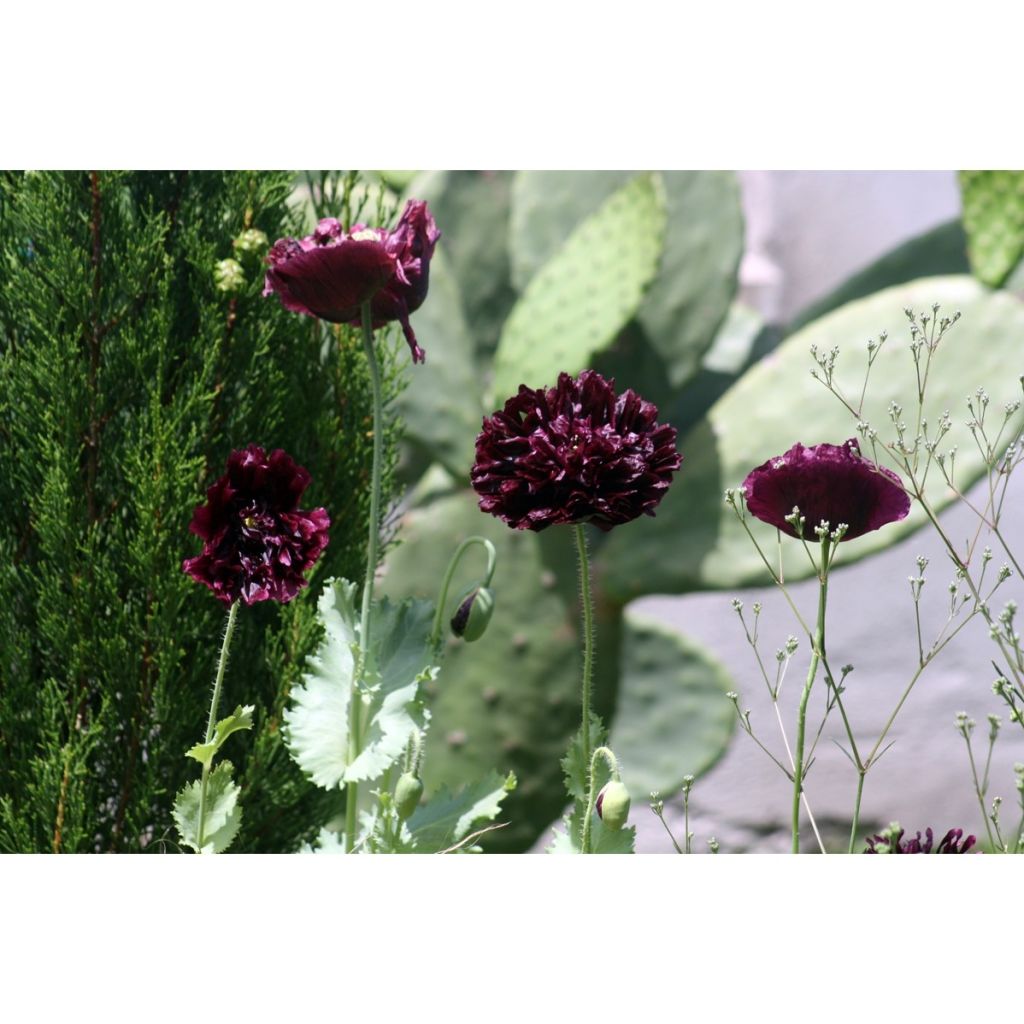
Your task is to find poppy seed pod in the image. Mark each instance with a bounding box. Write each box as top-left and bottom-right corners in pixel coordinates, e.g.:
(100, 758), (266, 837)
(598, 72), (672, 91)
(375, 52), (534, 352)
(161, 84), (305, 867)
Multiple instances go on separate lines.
(595, 780), (631, 831)
(394, 772), (424, 821)
(450, 585), (495, 642)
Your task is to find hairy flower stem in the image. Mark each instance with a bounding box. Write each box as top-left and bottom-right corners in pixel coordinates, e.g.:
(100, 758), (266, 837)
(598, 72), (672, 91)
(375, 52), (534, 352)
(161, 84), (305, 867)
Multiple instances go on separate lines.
(429, 536), (497, 649)
(793, 537), (830, 854)
(346, 303), (385, 851)
(573, 524), (597, 852)
(197, 600), (239, 852)
(581, 746), (620, 853)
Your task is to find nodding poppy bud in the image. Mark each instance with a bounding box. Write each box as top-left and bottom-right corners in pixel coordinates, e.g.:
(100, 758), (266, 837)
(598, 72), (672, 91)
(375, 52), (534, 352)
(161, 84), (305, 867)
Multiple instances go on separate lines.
(394, 772), (424, 821)
(450, 585), (495, 642)
(595, 780), (630, 831)
(214, 258), (245, 294)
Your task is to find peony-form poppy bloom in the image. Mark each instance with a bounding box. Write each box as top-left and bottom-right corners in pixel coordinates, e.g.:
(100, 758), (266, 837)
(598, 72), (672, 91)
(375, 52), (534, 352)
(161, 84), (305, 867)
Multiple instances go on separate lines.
(864, 826), (977, 854)
(262, 199), (440, 363)
(182, 445), (330, 606)
(471, 370), (682, 532)
(742, 438), (910, 541)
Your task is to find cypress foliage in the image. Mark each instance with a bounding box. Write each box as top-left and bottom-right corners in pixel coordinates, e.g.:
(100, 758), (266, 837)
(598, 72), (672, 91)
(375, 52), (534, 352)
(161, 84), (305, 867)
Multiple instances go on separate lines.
(0, 170), (402, 852)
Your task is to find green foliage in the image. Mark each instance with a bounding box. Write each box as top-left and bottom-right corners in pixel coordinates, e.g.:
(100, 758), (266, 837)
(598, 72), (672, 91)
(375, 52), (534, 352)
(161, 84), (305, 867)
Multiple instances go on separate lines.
(610, 613), (734, 798)
(186, 705), (254, 768)
(491, 174), (667, 401)
(0, 171), (402, 852)
(404, 770), (517, 852)
(960, 171), (1024, 288)
(548, 719), (635, 854)
(508, 170), (743, 391)
(283, 578), (436, 789)
(601, 276), (1024, 599)
(379, 482), (613, 851)
(391, 247), (481, 478)
(172, 761), (243, 854)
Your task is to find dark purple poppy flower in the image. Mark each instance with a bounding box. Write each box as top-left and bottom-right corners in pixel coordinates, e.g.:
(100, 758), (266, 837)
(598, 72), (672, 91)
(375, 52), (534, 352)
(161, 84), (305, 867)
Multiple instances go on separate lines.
(263, 199), (440, 364)
(471, 370), (682, 532)
(182, 445), (330, 606)
(864, 826), (977, 854)
(742, 439), (910, 541)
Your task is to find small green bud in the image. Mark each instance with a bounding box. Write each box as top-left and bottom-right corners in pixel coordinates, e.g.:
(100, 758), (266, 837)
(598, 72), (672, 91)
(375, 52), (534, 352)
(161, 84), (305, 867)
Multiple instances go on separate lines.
(233, 227), (268, 257)
(450, 585), (495, 642)
(214, 257), (245, 293)
(394, 772), (424, 821)
(595, 780), (630, 831)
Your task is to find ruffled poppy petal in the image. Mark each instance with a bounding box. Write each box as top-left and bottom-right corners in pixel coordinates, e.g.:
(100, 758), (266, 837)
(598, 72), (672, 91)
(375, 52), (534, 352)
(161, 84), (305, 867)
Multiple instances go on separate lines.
(182, 444), (330, 606)
(471, 370), (682, 532)
(742, 439), (910, 541)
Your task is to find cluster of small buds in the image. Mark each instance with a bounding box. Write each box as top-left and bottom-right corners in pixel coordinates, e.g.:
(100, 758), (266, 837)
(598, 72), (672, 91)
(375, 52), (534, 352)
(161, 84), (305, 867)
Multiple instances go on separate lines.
(830, 522), (848, 543)
(813, 520), (831, 540)
(233, 227), (268, 258)
(723, 488), (744, 517)
(776, 636), (799, 660)
(988, 713), (1002, 741)
(1014, 763), (1024, 795)
(955, 710), (975, 738)
(707, 837), (720, 853)
(784, 507), (806, 537)
(214, 257), (245, 294)
(808, 343), (840, 385)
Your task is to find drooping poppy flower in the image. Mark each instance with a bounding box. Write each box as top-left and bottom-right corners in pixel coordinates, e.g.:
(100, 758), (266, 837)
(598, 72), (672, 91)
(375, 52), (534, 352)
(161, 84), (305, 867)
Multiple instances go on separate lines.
(183, 445), (330, 605)
(471, 370), (682, 532)
(742, 439), (910, 541)
(263, 199), (440, 363)
(863, 826), (977, 854)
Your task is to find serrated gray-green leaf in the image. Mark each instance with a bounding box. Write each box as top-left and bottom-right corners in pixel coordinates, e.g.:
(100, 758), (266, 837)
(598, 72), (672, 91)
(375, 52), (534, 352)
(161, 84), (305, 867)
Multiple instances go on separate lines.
(491, 174), (666, 402)
(344, 595), (435, 784)
(283, 578), (359, 789)
(186, 704), (255, 768)
(172, 761), (242, 854)
(406, 771), (516, 852)
(546, 813), (636, 854)
(299, 827), (346, 854)
(560, 713), (607, 804)
(284, 578), (437, 789)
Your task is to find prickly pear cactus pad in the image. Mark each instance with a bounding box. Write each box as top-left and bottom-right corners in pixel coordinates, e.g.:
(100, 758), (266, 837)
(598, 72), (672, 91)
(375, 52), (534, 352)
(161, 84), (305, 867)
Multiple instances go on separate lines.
(610, 613), (735, 798)
(960, 171), (1024, 288)
(600, 276), (1024, 599)
(491, 174), (667, 402)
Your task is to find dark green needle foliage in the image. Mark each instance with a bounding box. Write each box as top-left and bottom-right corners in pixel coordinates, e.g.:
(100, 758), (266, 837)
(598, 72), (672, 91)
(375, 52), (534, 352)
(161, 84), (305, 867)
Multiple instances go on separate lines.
(0, 171), (401, 852)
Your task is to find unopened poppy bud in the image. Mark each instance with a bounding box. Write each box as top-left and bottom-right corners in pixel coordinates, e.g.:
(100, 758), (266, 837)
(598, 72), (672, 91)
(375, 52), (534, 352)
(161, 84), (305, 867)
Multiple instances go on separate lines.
(233, 228), (269, 257)
(214, 258), (245, 294)
(394, 772), (424, 821)
(450, 585), (495, 642)
(595, 780), (630, 831)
